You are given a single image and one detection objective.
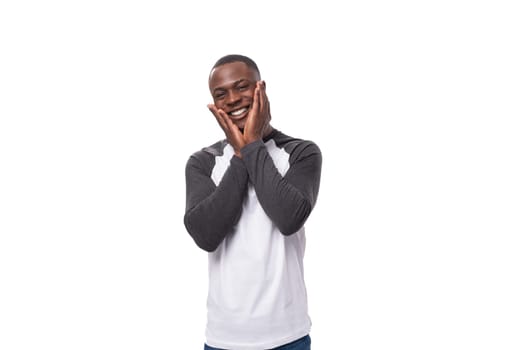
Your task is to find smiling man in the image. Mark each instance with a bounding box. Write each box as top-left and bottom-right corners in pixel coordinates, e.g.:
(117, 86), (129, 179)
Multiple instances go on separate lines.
(184, 54), (322, 350)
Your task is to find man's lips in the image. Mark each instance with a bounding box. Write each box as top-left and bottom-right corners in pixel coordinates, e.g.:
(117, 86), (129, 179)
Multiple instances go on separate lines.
(228, 107), (249, 120)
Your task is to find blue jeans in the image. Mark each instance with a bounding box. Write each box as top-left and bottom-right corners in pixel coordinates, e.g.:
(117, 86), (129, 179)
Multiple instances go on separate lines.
(204, 334), (311, 350)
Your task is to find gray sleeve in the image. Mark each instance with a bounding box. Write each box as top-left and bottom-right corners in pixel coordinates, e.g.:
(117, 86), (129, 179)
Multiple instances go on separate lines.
(240, 139), (322, 235)
(184, 153), (248, 252)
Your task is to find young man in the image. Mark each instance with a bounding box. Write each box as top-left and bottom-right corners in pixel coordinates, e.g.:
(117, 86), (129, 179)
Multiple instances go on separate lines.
(184, 54), (322, 350)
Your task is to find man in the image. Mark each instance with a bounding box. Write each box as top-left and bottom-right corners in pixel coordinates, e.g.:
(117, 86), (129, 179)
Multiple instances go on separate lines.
(184, 54), (322, 350)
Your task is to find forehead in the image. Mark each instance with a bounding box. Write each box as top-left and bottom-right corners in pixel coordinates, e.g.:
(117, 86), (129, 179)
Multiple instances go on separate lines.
(209, 62), (259, 90)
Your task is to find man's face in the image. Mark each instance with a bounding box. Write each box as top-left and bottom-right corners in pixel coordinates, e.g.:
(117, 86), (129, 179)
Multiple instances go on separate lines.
(209, 61), (260, 130)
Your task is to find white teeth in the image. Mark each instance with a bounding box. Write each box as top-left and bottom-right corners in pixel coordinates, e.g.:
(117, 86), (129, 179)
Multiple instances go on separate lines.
(230, 108), (247, 116)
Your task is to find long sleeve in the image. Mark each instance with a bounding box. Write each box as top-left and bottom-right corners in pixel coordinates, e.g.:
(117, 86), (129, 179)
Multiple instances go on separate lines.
(240, 138), (322, 236)
(184, 151), (249, 252)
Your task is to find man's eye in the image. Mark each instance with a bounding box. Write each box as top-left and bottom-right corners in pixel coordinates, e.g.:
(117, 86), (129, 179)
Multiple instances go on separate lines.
(215, 93), (225, 99)
(238, 85), (248, 91)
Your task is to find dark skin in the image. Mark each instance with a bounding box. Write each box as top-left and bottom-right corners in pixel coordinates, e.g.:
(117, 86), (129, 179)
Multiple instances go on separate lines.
(208, 61), (273, 157)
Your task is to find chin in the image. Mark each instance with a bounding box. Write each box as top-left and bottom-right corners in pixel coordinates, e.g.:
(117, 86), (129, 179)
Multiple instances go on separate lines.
(235, 122), (247, 131)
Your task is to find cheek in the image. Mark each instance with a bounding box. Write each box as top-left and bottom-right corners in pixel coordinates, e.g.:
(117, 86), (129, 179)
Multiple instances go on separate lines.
(213, 99), (225, 109)
(244, 91), (255, 102)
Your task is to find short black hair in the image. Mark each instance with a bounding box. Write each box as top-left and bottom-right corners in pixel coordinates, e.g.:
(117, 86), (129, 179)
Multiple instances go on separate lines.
(211, 54), (260, 77)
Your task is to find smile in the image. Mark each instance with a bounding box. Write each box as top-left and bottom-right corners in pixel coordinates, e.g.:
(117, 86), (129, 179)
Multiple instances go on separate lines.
(229, 107), (249, 119)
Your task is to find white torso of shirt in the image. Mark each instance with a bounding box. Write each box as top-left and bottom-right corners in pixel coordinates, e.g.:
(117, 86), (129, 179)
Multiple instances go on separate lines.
(206, 140), (311, 350)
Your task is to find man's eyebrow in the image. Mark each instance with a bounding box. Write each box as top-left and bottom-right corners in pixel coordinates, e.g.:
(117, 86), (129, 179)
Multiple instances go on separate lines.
(233, 79), (248, 85)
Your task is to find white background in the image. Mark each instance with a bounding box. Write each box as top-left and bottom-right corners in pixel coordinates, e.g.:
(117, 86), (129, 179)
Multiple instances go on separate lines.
(1, 1), (524, 349)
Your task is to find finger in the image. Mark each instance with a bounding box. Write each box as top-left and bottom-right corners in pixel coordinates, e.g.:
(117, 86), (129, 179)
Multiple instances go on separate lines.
(221, 110), (237, 130)
(252, 83), (260, 112)
(208, 103), (221, 119)
(261, 83), (269, 113)
(260, 82), (270, 117)
(256, 84), (270, 128)
(207, 104), (223, 125)
(222, 112), (245, 148)
(217, 109), (233, 132)
(258, 83), (267, 115)
(209, 104), (229, 131)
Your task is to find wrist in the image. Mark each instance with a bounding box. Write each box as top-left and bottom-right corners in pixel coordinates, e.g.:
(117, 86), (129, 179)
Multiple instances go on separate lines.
(244, 135), (261, 145)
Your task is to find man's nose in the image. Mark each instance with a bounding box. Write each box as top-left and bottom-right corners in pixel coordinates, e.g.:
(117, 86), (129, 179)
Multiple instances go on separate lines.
(225, 91), (241, 106)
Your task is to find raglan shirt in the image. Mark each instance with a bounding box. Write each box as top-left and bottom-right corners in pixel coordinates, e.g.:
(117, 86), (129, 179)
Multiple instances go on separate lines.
(184, 130), (322, 350)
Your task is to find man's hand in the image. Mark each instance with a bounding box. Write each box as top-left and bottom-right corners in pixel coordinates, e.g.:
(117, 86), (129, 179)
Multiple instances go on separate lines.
(208, 80), (271, 158)
(244, 81), (271, 144)
(208, 104), (246, 157)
